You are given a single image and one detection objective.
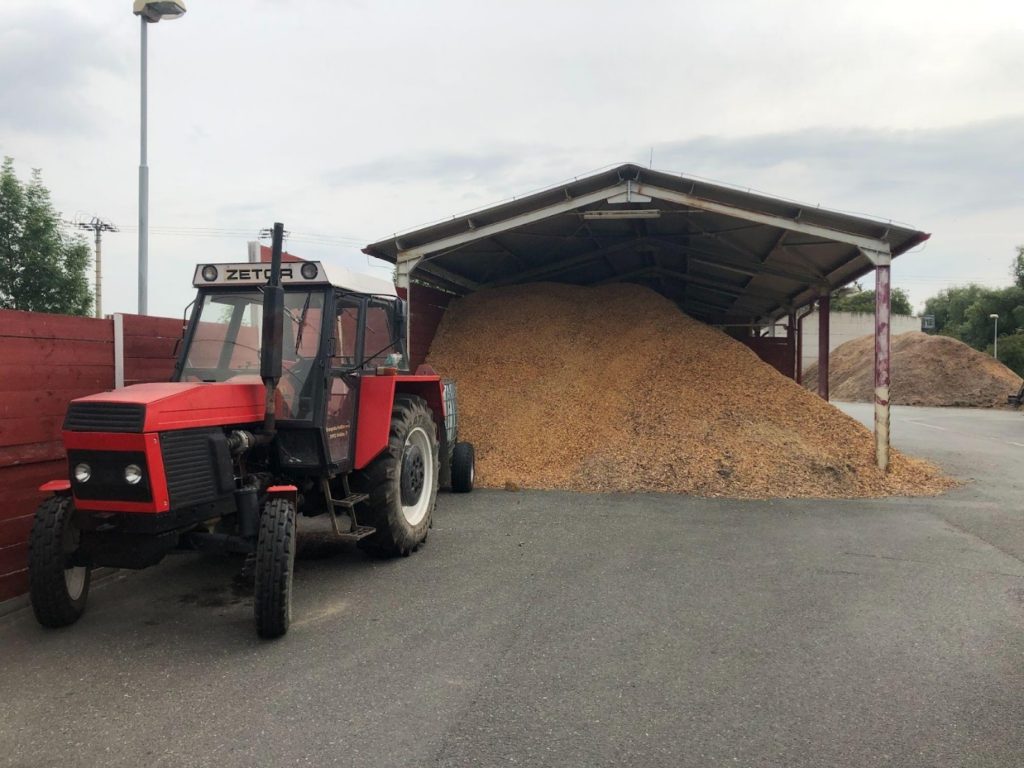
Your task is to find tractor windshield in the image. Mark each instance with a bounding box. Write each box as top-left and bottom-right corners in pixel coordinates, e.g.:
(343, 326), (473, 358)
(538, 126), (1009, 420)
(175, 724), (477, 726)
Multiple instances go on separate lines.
(179, 290), (325, 419)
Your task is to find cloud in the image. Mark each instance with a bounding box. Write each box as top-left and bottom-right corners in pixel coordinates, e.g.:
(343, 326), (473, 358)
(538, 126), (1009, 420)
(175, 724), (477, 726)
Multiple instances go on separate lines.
(0, 8), (129, 134)
(323, 116), (1024, 228)
(324, 148), (527, 187)
(651, 117), (1024, 218)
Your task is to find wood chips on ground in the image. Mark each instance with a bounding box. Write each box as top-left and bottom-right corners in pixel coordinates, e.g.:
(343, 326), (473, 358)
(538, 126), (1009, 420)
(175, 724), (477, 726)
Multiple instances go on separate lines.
(426, 283), (953, 499)
(805, 331), (1022, 408)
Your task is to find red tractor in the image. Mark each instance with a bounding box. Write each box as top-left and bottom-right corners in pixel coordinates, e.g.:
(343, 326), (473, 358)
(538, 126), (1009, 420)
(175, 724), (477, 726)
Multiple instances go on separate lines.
(28, 224), (475, 638)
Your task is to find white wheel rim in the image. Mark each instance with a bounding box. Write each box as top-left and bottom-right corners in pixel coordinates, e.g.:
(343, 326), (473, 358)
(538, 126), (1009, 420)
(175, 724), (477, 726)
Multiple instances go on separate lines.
(469, 462), (475, 485)
(64, 566), (86, 601)
(401, 426), (433, 527)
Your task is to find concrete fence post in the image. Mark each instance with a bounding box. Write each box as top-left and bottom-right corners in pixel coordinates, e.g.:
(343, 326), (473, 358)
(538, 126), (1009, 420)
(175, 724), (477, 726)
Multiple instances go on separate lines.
(113, 313), (125, 389)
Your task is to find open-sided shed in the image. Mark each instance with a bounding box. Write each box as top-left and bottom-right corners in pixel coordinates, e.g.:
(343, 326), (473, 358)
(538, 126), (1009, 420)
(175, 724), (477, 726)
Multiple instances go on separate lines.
(364, 163), (930, 471)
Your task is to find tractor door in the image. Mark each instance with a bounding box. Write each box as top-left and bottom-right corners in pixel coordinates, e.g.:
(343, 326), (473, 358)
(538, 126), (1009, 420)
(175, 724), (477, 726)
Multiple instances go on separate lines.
(325, 297), (362, 469)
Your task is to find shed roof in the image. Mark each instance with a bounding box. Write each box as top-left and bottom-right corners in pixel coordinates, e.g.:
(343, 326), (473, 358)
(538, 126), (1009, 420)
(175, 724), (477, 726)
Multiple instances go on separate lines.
(363, 164), (929, 323)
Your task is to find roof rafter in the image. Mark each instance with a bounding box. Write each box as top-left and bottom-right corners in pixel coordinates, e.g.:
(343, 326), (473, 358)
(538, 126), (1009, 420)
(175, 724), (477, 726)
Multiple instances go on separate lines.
(397, 183), (629, 262)
(635, 182), (892, 255)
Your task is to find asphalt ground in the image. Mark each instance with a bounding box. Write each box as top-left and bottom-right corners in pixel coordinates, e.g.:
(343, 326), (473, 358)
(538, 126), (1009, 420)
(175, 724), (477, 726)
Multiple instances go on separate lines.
(2, 404), (1024, 767)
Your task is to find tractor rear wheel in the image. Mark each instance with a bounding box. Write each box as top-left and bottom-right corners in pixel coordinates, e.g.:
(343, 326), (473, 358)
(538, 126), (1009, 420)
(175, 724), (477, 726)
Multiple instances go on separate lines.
(28, 496), (91, 628)
(355, 395), (439, 557)
(254, 496), (296, 639)
(451, 441), (475, 493)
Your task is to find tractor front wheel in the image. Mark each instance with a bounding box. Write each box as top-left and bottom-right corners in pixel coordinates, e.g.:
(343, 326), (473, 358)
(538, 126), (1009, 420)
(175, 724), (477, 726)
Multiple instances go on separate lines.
(28, 496), (91, 628)
(355, 395), (439, 557)
(254, 496), (297, 639)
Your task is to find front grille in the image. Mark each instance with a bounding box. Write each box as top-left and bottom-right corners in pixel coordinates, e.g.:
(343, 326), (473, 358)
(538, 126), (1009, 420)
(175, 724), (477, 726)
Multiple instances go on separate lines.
(161, 429), (227, 509)
(64, 402), (146, 433)
(68, 450), (152, 502)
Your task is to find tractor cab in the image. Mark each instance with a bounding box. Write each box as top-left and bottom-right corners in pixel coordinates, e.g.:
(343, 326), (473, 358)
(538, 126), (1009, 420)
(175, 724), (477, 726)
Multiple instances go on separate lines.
(177, 261), (406, 474)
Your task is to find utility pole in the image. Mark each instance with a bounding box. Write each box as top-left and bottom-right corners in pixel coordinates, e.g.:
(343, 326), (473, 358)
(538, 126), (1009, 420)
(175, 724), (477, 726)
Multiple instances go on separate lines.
(76, 217), (118, 318)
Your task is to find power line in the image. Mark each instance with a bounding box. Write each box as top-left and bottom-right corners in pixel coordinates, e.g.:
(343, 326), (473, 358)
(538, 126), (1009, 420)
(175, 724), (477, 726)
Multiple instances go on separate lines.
(116, 224), (367, 246)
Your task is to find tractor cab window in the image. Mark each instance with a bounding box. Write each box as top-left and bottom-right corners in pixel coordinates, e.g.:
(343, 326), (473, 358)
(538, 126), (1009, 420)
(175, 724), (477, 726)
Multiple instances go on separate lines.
(363, 300), (397, 367)
(180, 290), (325, 420)
(332, 301), (360, 366)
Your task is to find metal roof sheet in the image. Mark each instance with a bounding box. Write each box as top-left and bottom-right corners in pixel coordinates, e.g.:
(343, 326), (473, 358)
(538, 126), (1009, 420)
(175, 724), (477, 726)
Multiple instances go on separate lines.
(364, 163), (928, 323)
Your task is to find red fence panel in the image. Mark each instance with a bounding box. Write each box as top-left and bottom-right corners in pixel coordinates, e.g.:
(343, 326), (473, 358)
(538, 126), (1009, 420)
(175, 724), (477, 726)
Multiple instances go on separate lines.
(0, 310), (181, 603)
(121, 313), (184, 386)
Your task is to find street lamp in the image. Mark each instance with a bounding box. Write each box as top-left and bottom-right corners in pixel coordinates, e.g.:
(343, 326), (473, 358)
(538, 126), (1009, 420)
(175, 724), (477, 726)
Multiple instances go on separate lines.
(132, 1), (187, 315)
(990, 313), (999, 359)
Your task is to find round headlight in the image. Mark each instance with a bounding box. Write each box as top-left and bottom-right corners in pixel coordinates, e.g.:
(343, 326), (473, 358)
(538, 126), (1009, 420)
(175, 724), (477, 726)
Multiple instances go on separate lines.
(124, 464), (143, 485)
(201, 265), (218, 282)
(73, 463), (91, 483)
(300, 262), (318, 280)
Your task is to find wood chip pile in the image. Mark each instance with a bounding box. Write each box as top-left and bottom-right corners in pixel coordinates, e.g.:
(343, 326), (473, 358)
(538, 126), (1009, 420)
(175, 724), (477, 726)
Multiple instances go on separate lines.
(804, 331), (1022, 408)
(427, 283), (952, 498)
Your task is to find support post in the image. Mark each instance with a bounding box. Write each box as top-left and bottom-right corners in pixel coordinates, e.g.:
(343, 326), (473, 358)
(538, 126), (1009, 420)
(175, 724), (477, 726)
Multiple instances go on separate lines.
(795, 305), (813, 386)
(817, 291), (830, 400)
(874, 263), (892, 471)
(395, 255), (419, 369)
(796, 313), (804, 385)
(787, 311), (797, 380)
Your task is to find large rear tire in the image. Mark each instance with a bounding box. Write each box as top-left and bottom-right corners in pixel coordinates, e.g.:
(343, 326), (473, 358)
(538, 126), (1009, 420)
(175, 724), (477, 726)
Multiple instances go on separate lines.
(354, 395), (439, 557)
(254, 496), (296, 639)
(28, 496), (91, 628)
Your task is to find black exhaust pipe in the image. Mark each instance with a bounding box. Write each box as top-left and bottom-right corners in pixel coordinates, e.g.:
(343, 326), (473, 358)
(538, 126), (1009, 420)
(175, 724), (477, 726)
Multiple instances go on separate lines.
(261, 222), (285, 435)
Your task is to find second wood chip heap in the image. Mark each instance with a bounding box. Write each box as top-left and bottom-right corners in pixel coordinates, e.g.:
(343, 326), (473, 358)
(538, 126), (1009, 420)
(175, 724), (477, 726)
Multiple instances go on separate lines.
(427, 283), (951, 498)
(804, 331), (1022, 408)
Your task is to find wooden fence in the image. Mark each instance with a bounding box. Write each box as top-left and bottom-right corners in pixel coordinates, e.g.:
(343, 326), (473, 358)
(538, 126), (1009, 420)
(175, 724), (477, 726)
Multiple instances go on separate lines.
(0, 310), (182, 602)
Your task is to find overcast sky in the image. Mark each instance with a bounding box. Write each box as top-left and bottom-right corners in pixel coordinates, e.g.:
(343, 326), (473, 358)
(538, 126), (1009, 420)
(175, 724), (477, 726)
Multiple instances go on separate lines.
(2, 0), (1022, 316)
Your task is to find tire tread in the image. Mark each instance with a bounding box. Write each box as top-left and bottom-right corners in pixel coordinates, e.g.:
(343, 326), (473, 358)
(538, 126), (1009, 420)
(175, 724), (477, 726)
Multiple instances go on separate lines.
(28, 496), (90, 628)
(254, 497), (296, 639)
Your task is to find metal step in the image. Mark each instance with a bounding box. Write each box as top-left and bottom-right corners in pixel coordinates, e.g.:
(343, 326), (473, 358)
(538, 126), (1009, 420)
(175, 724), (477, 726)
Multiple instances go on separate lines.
(331, 524), (376, 543)
(329, 493), (369, 510)
(320, 477), (372, 537)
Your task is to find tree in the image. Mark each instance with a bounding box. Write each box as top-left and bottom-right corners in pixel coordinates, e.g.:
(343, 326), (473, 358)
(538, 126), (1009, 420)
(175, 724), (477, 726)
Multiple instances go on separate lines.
(1012, 245), (1024, 289)
(0, 157), (92, 315)
(993, 332), (1024, 374)
(923, 284), (990, 338)
(831, 284), (913, 315)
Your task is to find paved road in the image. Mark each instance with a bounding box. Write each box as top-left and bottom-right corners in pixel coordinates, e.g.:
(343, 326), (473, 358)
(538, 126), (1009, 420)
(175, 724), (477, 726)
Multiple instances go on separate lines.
(839, 402), (1024, 562)
(2, 405), (1024, 767)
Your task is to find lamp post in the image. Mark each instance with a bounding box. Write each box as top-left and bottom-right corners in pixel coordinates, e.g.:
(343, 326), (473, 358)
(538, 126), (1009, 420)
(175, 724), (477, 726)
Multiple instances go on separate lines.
(132, 1), (187, 315)
(990, 313), (999, 359)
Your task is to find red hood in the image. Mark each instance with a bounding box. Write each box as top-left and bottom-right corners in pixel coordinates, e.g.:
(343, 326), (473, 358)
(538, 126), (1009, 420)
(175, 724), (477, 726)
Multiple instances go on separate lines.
(72, 379), (267, 432)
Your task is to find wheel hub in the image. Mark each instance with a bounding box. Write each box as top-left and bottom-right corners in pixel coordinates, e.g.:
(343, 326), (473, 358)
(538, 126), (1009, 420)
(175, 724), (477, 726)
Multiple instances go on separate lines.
(401, 444), (426, 506)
